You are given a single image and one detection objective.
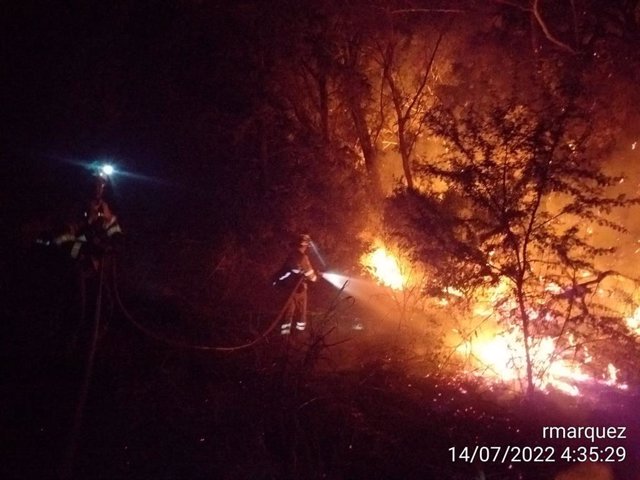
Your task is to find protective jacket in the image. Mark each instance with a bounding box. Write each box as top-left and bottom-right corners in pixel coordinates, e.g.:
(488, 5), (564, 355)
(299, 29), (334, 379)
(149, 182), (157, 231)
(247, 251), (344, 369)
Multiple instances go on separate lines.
(52, 199), (123, 263)
(273, 248), (317, 288)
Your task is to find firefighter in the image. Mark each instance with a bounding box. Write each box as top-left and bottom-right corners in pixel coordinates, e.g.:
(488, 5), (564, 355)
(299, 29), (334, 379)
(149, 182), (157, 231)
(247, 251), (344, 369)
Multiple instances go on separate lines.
(273, 234), (318, 335)
(31, 168), (123, 354)
(52, 171), (123, 267)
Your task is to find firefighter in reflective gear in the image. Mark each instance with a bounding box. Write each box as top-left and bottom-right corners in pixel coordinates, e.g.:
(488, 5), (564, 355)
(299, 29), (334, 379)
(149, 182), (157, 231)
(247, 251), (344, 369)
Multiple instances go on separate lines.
(275, 234), (318, 335)
(52, 173), (123, 268)
(38, 170), (124, 353)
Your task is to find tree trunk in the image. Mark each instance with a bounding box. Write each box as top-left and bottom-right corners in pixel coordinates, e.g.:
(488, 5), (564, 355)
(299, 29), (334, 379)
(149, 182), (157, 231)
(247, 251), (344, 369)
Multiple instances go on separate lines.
(517, 286), (535, 397)
(350, 102), (383, 199)
(397, 122), (414, 191)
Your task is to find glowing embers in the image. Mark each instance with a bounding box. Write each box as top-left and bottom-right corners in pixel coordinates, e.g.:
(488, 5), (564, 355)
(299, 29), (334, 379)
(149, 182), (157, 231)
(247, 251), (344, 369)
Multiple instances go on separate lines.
(360, 242), (407, 291)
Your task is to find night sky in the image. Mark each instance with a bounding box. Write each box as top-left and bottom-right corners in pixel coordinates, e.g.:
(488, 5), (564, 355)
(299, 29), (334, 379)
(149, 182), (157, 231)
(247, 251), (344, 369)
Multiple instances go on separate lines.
(2, 1), (252, 240)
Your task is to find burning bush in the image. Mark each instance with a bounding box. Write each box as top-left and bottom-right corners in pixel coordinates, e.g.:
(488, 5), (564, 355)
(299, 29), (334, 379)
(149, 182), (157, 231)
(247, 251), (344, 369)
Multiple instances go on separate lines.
(379, 77), (640, 397)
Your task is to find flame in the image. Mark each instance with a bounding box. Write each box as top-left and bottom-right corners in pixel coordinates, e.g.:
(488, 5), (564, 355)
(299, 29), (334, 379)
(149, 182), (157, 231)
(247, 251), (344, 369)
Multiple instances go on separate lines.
(625, 306), (640, 333)
(457, 331), (600, 396)
(360, 242), (407, 290)
(458, 332), (628, 396)
(456, 281), (630, 396)
(359, 240), (630, 397)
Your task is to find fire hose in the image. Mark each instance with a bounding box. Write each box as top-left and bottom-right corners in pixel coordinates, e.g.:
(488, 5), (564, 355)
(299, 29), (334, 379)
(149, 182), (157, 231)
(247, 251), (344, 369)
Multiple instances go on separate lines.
(111, 261), (349, 352)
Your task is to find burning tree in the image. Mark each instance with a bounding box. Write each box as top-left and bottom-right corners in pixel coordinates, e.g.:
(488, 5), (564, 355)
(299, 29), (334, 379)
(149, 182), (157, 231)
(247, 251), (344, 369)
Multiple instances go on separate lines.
(359, 238), (434, 329)
(386, 72), (640, 396)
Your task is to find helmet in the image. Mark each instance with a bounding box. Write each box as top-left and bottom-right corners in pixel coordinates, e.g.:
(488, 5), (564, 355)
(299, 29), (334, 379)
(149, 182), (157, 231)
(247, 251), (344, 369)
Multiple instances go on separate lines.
(91, 173), (108, 199)
(89, 164), (114, 196)
(297, 233), (312, 247)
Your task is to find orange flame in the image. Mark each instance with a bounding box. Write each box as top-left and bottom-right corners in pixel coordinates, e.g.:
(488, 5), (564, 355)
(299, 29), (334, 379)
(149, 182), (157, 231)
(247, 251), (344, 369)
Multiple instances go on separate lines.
(457, 282), (629, 396)
(457, 332), (603, 396)
(360, 242), (407, 290)
(626, 306), (640, 334)
(360, 240), (629, 396)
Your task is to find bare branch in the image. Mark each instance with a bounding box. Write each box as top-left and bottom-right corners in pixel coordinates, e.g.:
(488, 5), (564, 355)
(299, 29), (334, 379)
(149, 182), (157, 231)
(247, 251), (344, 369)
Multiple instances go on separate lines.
(495, 0), (578, 53)
(532, 0), (578, 53)
(405, 28), (446, 122)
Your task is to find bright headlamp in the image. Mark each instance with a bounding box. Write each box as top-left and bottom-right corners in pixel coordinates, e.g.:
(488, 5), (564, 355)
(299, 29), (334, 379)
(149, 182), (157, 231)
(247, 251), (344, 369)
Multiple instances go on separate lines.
(100, 164), (115, 177)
